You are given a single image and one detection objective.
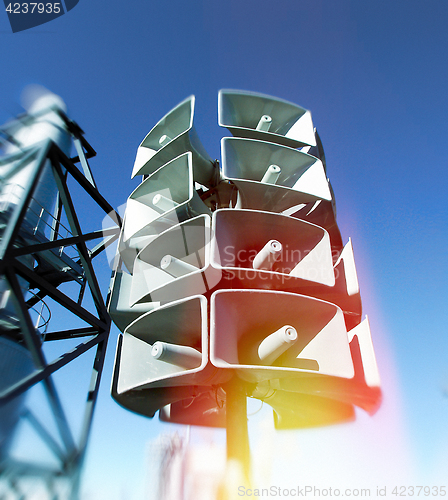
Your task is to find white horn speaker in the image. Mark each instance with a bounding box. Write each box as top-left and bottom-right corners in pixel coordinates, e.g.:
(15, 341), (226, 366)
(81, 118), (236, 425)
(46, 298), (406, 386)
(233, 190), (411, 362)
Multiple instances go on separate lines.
(159, 388), (227, 427)
(107, 269), (160, 333)
(345, 316), (381, 413)
(129, 215), (220, 306)
(250, 385), (355, 429)
(319, 238), (362, 330)
(221, 137), (331, 212)
(211, 209), (335, 290)
(267, 317), (381, 414)
(119, 152), (211, 271)
(271, 392), (355, 429)
(210, 289), (354, 384)
(283, 199), (343, 253)
(131, 95), (219, 187)
(112, 365), (215, 419)
(218, 89), (316, 148)
(348, 317), (381, 389)
(306, 129), (327, 173)
(114, 295), (228, 395)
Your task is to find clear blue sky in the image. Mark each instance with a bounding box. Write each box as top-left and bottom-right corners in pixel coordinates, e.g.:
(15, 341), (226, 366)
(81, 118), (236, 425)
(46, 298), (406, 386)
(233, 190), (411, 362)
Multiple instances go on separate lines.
(1, 1), (448, 498)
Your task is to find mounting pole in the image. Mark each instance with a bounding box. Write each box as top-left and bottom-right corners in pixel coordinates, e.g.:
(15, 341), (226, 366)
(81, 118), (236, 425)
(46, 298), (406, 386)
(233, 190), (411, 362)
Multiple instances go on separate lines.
(225, 378), (250, 481)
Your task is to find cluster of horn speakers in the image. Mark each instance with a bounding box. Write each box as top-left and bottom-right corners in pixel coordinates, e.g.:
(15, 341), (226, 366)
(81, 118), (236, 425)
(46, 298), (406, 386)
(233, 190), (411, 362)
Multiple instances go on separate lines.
(108, 90), (381, 429)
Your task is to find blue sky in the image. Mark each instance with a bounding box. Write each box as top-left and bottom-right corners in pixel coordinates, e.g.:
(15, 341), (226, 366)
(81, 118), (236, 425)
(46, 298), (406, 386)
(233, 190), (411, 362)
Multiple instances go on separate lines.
(1, 1), (448, 498)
